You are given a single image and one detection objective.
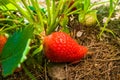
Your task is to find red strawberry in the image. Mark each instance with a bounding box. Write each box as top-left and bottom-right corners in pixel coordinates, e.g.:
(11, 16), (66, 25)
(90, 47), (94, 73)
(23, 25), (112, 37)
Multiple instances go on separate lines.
(43, 32), (88, 62)
(0, 35), (7, 53)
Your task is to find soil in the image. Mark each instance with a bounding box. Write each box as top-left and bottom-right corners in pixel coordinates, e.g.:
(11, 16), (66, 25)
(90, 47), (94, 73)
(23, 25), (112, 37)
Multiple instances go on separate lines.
(0, 1), (120, 80)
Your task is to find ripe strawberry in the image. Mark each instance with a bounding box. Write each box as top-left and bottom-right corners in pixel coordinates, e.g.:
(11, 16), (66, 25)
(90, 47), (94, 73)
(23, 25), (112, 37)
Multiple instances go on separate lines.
(0, 35), (7, 53)
(43, 32), (88, 62)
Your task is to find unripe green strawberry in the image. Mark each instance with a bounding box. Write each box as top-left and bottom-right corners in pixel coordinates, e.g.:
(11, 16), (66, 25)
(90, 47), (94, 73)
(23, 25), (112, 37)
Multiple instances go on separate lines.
(0, 35), (7, 53)
(43, 32), (88, 62)
(84, 11), (97, 26)
(79, 11), (97, 27)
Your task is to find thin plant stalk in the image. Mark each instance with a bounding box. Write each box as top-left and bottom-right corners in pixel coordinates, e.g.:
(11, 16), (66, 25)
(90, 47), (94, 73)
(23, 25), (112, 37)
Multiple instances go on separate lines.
(47, 0), (65, 35)
(31, 0), (44, 27)
(22, 64), (37, 80)
(21, 0), (35, 21)
(99, 0), (119, 38)
(8, 0), (34, 23)
(46, 0), (51, 26)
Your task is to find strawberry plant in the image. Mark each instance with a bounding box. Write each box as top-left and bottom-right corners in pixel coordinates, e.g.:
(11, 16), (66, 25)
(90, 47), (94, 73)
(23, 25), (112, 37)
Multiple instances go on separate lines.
(77, 0), (98, 26)
(74, 0), (119, 39)
(0, 0), (119, 79)
(0, 0), (88, 78)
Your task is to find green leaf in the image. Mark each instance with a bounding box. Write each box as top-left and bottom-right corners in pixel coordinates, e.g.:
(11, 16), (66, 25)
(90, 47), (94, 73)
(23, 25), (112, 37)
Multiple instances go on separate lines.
(6, 3), (17, 10)
(78, 11), (85, 23)
(0, 0), (10, 5)
(61, 26), (70, 34)
(0, 3), (17, 10)
(109, 0), (113, 13)
(32, 44), (43, 56)
(0, 25), (34, 77)
(59, 14), (68, 27)
(84, 0), (90, 12)
(100, 27), (115, 37)
(0, 0), (20, 6)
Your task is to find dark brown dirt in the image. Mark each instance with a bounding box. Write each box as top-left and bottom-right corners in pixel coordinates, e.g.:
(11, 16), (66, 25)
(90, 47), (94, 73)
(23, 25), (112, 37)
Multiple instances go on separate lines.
(67, 23), (120, 80)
